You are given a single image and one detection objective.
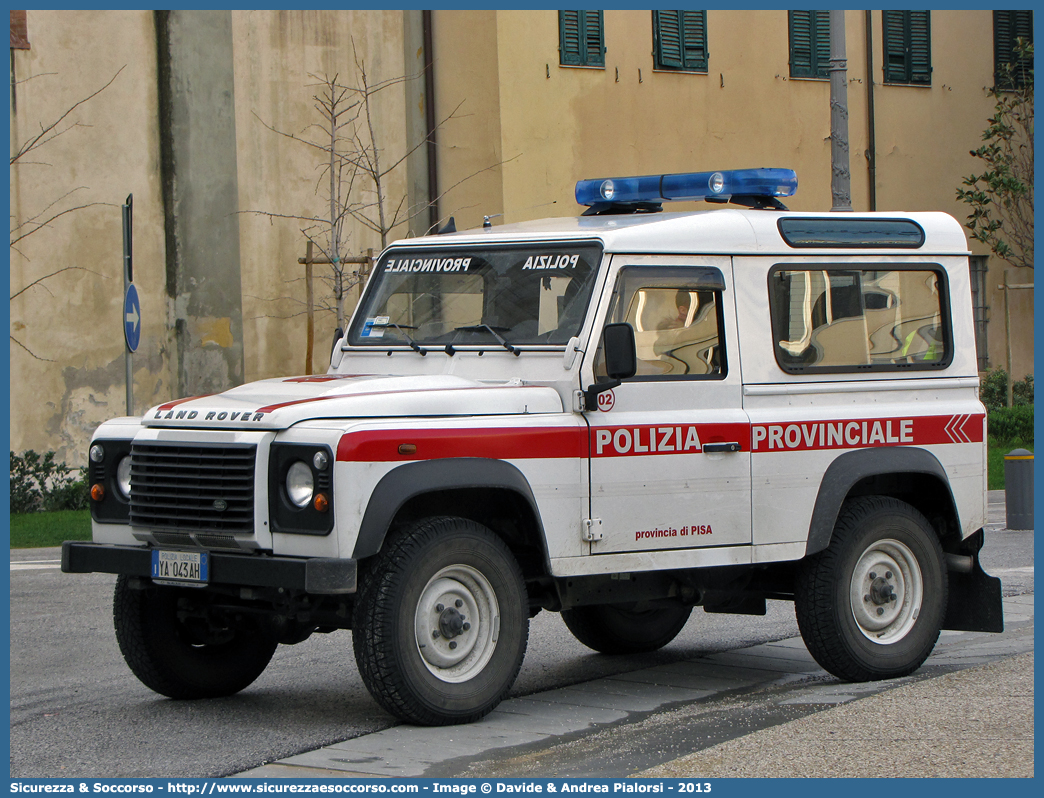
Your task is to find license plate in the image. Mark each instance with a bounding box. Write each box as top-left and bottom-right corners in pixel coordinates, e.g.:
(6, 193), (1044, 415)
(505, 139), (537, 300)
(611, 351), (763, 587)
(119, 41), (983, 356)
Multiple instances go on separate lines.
(151, 549), (209, 583)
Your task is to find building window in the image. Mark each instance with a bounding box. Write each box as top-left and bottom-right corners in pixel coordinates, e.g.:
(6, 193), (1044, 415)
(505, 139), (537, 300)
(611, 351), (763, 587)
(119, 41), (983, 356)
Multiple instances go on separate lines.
(789, 11), (830, 79)
(994, 10), (1033, 89)
(882, 11), (931, 85)
(653, 11), (707, 72)
(559, 10), (605, 67)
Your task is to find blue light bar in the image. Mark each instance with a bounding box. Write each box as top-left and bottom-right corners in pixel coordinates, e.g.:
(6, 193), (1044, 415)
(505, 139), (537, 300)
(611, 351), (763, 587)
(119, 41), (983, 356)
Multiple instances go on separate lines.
(575, 168), (798, 207)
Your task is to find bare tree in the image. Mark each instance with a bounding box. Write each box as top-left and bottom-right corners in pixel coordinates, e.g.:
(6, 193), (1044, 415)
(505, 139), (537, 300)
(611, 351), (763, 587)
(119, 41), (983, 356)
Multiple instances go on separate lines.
(10, 68), (124, 359)
(248, 52), (511, 334)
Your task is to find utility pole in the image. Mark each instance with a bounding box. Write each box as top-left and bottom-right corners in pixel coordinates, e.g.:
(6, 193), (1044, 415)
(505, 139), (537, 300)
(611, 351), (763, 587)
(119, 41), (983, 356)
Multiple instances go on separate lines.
(829, 10), (852, 211)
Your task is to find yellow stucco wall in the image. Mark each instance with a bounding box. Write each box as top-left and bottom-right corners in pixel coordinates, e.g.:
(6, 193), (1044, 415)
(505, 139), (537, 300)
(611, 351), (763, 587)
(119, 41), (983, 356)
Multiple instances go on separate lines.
(9, 10), (170, 465)
(230, 9), (410, 383)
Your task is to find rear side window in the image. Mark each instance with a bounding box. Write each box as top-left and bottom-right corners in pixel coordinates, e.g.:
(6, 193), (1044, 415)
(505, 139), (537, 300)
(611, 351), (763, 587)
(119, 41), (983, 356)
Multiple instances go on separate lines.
(769, 266), (951, 373)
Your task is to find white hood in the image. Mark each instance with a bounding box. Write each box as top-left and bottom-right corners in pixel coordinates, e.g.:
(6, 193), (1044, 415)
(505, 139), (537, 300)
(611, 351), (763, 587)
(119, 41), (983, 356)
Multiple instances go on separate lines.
(144, 374), (564, 430)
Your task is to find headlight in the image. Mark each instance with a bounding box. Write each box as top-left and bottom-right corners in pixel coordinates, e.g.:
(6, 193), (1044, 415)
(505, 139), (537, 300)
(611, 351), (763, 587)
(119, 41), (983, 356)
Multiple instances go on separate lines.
(286, 461), (314, 508)
(115, 456), (132, 499)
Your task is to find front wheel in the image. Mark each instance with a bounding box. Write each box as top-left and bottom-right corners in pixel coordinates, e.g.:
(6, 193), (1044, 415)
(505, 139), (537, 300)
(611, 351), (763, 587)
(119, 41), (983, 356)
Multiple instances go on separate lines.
(795, 496), (947, 682)
(561, 604), (692, 654)
(352, 517), (529, 725)
(113, 577), (277, 699)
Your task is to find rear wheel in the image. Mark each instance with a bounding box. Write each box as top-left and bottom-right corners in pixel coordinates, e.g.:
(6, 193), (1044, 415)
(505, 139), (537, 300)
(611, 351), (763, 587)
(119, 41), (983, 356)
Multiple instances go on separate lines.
(352, 517), (529, 725)
(795, 496), (946, 682)
(562, 603), (692, 654)
(113, 577), (277, 699)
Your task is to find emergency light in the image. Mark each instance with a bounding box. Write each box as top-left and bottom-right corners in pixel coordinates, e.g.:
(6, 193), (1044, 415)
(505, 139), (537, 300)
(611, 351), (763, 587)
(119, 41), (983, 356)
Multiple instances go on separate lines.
(575, 168), (798, 209)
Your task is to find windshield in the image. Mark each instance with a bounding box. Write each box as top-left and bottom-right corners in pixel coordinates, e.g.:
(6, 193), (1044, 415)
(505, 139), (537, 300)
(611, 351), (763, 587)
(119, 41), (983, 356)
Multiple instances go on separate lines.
(348, 242), (603, 348)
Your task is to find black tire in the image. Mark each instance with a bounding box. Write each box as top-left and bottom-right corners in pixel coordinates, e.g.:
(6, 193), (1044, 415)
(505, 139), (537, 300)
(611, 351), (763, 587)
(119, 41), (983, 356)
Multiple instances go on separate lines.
(113, 576), (277, 699)
(795, 496), (947, 682)
(561, 603), (692, 654)
(352, 517), (529, 726)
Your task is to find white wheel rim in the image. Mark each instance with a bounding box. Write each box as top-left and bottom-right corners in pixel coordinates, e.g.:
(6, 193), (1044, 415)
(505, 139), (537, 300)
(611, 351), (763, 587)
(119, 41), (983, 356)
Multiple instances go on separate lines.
(414, 564), (500, 683)
(849, 538), (923, 644)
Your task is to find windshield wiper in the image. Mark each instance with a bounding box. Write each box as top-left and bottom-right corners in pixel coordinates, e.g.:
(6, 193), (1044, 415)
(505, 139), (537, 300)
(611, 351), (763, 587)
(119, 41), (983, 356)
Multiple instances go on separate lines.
(372, 321), (427, 355)
(454, 324), (520, 356)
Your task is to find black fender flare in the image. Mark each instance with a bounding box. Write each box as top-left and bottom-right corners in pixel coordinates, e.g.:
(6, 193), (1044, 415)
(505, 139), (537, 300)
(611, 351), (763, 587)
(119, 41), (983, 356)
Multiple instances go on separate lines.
(805, 447), (957, 557)
(351, 457), (547, 560)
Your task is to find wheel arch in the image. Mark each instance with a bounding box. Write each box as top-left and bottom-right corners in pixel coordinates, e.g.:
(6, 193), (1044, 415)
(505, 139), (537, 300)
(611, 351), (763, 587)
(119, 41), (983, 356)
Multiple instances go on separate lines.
(805, 447), (960, 557)
(352, 458), (551, 579)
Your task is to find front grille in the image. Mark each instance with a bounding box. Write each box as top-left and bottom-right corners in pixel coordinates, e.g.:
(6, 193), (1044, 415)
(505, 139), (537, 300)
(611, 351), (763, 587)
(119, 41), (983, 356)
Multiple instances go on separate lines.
(129, 442), (256, 534)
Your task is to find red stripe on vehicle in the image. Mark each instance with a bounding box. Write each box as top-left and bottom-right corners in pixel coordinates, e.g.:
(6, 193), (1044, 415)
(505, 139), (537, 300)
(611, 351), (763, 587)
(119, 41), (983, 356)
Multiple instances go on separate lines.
(155, 394), (213, 412)
(257, 383), (537, 414)
(282, 374), (371, 383)
(749, 414), (984, 452)
(590, 423), (752, 457)
(337, 427), (588, 462)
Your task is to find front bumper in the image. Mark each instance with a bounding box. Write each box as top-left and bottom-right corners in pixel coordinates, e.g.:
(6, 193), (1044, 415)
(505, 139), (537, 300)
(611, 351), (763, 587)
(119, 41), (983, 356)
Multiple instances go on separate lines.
(61, 542), (357, 595)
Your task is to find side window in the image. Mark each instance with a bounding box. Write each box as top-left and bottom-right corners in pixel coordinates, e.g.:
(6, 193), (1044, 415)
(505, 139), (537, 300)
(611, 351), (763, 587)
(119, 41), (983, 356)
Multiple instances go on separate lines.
(653, 10), (708, 73)
(769, 266), (951, 372)
(560, 10), (605, 68)
(882, 10), (931, 85)
(789, 10), (830, 80)
(594, 266), (727, 379)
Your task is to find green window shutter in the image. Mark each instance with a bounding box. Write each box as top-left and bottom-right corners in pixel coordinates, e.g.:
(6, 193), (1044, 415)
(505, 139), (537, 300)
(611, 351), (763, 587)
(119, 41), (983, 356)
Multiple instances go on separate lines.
(908, 11), (931, 85)
(584, 10), (605, 67)
(790, 10), (829, 79)
(994, 10), (1034, 88)
(882, 10), (909, 83)
(655, 11), (684, 68)
(789, 12), (814, 78)
(680, 11), (707, 71)
(655, 10), (706, 72)
(560, 9), (604, 67)
(882, 10), (931, 85)
(812, 11), (830, 79)
(560, 11), (583, 66)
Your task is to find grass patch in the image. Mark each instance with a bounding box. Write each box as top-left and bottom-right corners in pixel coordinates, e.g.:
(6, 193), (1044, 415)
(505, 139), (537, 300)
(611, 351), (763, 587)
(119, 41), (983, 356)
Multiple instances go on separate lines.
(9, 509), (92, 549)
(988, 439), (1033, 491)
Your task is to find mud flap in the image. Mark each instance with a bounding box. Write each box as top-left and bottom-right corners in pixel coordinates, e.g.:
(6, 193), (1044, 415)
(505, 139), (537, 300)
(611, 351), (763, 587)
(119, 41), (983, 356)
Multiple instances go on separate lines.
(942, 529), (1004, 633)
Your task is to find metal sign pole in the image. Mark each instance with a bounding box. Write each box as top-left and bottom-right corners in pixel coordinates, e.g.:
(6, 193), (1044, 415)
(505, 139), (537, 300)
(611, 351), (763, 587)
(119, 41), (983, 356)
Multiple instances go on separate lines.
(123, 194), (134, 415)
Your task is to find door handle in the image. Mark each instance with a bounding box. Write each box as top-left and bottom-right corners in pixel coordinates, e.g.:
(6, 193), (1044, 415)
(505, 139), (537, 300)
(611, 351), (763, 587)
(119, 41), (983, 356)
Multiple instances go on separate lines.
(703, 442), (741, 453)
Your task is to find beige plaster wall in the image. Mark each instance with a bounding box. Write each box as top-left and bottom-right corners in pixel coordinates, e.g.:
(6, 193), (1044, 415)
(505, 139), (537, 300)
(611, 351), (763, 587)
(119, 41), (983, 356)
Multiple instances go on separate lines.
(9, 10), (170, 467)
(231, 10), (411, 383)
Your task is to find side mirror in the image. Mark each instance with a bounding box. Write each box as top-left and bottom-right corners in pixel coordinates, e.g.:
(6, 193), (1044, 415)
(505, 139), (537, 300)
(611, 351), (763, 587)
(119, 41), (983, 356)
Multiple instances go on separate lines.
(583, 323), (636, 411)
(602, 322), (637, 380)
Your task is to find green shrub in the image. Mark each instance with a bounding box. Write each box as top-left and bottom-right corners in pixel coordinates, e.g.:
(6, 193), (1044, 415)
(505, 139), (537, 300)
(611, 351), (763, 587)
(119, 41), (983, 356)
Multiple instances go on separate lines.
(987, 405), (1034, 443)
(980, 368), (1034, 411)
(9, 450), (89, 514)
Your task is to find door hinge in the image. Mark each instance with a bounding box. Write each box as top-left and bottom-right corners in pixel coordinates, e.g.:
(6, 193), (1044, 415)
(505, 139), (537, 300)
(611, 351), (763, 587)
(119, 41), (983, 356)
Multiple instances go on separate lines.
(572, 389), (586, 413)
(582, 518), (603, 542)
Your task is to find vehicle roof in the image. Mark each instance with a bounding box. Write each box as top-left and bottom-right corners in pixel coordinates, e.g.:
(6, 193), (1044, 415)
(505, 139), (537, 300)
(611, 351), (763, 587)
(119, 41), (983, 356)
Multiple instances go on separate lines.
(390, 208), (970, 257)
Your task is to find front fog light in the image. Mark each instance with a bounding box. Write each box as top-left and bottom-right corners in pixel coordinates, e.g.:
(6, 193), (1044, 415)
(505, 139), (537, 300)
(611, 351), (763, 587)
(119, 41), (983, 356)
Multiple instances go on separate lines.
(116, 456), (132, 498)
(286, 461), (314, 508)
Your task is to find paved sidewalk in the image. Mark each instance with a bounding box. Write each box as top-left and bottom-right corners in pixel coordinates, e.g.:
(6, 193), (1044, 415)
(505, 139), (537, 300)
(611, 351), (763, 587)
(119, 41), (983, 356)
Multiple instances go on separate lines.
(641, 650), (1034, 778)
(237, 593), (1033, 779)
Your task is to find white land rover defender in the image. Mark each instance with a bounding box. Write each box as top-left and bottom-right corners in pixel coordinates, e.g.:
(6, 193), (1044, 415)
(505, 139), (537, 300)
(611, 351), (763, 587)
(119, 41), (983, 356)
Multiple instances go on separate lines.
(64, 168), (1003, 726)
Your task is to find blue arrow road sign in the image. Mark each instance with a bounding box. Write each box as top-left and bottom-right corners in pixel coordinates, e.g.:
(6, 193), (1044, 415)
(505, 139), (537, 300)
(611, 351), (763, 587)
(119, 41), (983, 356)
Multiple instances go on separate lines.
(124, 283), (141, 352)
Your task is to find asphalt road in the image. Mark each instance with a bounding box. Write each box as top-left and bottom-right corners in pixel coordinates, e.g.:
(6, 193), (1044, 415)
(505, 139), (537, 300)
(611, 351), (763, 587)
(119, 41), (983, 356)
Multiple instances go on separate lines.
(9, 514), (1032, 779)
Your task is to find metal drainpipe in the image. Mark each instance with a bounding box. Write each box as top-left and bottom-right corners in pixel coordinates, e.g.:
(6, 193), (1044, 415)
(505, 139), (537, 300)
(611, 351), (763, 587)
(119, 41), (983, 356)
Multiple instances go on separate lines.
(423, 10), (440, 233)
(865, 10), (877, 211)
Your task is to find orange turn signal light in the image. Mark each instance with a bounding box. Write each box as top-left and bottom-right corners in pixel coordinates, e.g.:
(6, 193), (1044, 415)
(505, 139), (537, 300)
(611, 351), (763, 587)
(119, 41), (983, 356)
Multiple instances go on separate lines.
(90, 484), (105, 502)
(313, 493), (329, 512)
